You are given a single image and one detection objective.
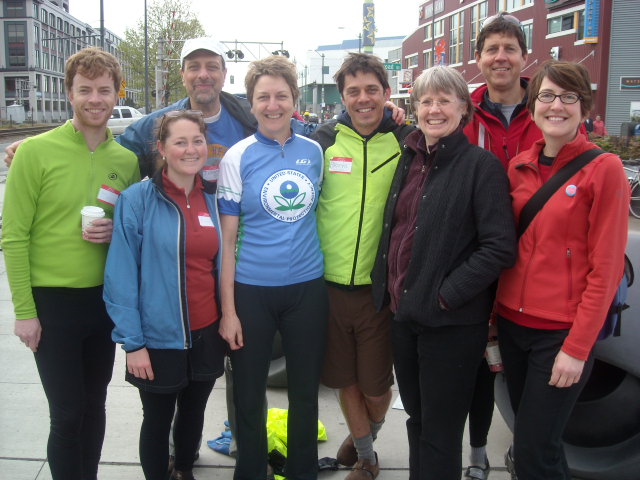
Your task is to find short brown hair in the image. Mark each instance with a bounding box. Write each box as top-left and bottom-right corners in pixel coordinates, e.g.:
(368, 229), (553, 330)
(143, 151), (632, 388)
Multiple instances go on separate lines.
(476, 13), (526, 57)
(65, 47), (122, 93)
(334, 53), (390, 96)
(245, 55), (299, 106)
(526, 60), (593, 118)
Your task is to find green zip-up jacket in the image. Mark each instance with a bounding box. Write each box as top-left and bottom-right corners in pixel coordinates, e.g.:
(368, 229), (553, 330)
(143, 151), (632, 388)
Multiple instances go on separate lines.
(314, 112), (414, 286)
(2, 121), (140, 319)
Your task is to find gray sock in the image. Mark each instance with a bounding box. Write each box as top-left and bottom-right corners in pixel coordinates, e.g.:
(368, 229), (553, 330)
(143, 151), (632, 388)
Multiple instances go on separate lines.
(353, 433), (376, 464)
(370, 418), (385, 441)
(470, 446), (487, 467)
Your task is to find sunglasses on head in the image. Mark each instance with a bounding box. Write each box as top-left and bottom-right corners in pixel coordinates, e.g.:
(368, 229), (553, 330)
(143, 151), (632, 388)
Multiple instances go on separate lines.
(158, 109), (204, 133)
(481, 12), (523, 31)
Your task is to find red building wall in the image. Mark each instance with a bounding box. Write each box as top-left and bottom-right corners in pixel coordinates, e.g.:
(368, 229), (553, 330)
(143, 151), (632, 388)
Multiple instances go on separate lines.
(402, 0), (611, 118)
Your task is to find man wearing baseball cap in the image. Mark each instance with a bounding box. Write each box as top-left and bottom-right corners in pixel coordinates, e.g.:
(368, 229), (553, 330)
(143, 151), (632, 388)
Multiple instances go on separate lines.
(117, 37), (257, 178)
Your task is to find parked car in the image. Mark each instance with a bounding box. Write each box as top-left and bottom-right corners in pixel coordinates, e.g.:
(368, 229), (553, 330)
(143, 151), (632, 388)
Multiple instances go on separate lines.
(107, 106), (145, 135)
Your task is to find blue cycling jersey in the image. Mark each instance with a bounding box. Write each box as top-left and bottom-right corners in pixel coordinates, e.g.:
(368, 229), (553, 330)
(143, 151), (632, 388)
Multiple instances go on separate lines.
(218, 131), (324, 286)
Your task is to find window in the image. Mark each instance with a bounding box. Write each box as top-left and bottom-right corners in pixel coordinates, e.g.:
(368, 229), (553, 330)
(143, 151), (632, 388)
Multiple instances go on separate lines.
(59, 57), (64, 72)
(57, 18), (63, 32)
(406, 54), (419, 69)
(49, 13), (55, 28)
(122, 108), (133, 119)
(4, 0), (26, 17)
(33, 3), (38, 19)
(44, 75), (50, 93)
(470, 1), (488, 58)
(6, 23), (27, 67)
(40, 8), (47, 24)
(43, 52), (49, 70)
(424, 50), (433, 69)
(424, 24), (432, 41)
(35, 49), (41, 68)
(522, 23), (532, 51)
(52, 78), (58, 93)
(576, 10), (585, 40)
(496, 0), (532, 10)
(548, 12), (576, 35)
(449, 12), (464, 65)
(434, 19), (444, 38)
(34, 24), (39, 44)
(64, 21), (69, 34)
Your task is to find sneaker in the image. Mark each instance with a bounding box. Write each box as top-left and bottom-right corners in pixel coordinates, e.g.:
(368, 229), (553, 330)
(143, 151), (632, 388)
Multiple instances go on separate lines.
(345, 453), (379, 480)
(464, 456), (490, 480)
(336, 434), (358, 467)
(505, 449), (518, 480)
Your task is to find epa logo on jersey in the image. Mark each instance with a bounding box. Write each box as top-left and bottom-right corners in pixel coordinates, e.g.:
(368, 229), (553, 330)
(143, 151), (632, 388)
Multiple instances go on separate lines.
(261, 169), (315, 222)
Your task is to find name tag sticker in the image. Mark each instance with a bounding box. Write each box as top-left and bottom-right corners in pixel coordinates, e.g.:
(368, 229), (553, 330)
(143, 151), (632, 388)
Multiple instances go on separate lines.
(329, 157), (353, 174)
(97, 184), (121, 206)
(201, 165), (219, 182)
(198, 212), (215, 228)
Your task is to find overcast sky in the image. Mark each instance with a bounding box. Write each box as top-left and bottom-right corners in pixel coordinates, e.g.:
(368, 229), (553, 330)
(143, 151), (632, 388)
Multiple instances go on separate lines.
(69, 0), (422, 61)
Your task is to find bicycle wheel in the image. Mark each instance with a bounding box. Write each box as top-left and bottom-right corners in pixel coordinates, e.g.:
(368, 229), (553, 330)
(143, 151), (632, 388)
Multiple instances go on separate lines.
(630, 181), (640, 219)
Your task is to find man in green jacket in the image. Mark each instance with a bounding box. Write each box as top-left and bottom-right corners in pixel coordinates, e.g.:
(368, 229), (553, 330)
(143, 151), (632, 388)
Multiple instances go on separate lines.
(2, 48), (139, 480)
(314, 53), (413, 480)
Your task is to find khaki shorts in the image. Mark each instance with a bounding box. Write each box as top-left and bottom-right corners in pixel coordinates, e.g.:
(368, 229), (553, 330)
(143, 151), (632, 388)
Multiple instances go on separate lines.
(321, 285), (394, 396)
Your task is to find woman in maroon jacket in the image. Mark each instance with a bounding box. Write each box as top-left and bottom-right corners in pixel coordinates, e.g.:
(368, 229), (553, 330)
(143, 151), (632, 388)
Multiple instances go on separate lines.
(495, 60), (629, 480)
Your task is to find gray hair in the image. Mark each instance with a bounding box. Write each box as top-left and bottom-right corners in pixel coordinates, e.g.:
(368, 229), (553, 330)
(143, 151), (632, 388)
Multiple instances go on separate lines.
(410, 66), (473, 127)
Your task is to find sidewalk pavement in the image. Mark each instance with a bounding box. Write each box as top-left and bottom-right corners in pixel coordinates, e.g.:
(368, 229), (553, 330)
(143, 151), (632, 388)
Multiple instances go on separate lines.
(0, 160), (516, 479)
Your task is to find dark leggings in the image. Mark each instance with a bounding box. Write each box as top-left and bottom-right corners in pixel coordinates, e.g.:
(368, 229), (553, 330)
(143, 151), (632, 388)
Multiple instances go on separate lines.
(32, 286), (115, 480)
(498, 318), (594, 480)
(231, 278), (328, 480)
(138, 379), (215, 479)
(467, 361), (496, 448)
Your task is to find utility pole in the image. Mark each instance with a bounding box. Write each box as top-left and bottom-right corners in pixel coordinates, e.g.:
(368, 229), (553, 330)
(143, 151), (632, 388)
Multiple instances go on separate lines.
(144, 0), (150, 113)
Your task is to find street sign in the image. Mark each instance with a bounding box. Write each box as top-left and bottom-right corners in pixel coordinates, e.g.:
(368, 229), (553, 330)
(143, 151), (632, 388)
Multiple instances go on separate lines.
(118, 79), (126, 99)
(384, 63), (401, 71)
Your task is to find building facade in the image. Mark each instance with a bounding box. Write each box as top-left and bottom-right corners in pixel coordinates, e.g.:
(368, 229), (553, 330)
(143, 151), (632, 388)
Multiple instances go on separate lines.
(401, 0), (639, 135)
(300, 36), (405, 120)
(0, 0), (136, 123)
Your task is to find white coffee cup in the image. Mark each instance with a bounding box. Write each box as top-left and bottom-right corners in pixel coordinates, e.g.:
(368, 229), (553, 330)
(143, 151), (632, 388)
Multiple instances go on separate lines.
(81, 206), (105, 233)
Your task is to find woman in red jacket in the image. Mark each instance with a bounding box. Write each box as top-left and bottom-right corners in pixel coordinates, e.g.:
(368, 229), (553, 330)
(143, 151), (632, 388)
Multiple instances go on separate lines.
(495, 60), (629, 480)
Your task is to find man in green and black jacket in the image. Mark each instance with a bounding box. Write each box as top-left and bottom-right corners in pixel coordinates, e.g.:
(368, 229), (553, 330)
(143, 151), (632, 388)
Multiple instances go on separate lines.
(313, 53), (413, 480)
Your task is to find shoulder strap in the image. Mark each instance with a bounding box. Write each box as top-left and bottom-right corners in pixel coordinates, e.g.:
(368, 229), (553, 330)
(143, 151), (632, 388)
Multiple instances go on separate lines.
(518, 148), (604, 238)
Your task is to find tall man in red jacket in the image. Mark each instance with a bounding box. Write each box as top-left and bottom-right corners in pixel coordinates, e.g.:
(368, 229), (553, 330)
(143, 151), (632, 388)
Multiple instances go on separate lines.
(462, 12), (539, 480)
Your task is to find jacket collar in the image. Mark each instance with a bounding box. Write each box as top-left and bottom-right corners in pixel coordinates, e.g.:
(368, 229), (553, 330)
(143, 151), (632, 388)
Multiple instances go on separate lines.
(514, 131), (592, 173)
(337, 108), (397, 138)
(151, 167), (217, 195)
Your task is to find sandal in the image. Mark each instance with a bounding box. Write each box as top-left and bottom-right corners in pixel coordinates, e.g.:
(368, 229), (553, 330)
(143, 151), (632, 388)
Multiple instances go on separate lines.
(464, 456), (490, 480)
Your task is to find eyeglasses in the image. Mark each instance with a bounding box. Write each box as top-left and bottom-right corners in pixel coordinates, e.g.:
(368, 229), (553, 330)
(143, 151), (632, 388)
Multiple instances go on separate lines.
(481, 12), (522, 31)
(419, 99), (458, 109)
(535, 92), (582, 104)
(158, 109), (204, 135)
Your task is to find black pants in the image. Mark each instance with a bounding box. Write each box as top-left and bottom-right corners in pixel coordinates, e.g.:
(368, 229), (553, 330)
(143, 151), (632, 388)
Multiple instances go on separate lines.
(231, 278), (328, 480)
(32, 286), (115, 480)
(138, 379), (215, 479)
(468, 361), (496, 448)
(498, 318), (594, 480)
(392, 320), (487, 480)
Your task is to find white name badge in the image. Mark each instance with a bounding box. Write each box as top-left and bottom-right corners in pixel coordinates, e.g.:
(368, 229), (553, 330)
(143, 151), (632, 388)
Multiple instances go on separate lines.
(329, 157), (353, 174)
(97, 184), (121, 206)
(201, 165), (219, 182)
(198, 212), (215, 228)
